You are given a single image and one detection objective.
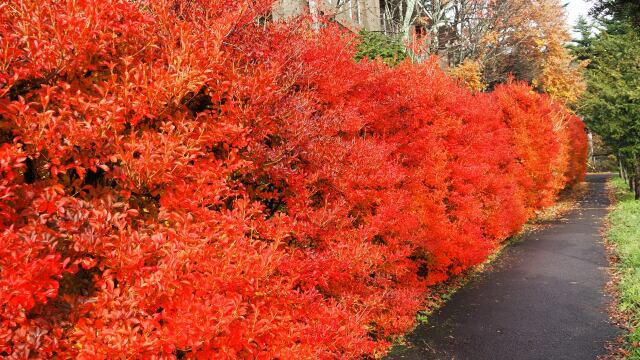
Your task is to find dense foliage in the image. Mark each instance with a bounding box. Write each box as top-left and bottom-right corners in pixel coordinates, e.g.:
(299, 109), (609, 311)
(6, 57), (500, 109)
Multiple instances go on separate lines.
(0, 0), (587, 358)
(576, 20), (640, 199)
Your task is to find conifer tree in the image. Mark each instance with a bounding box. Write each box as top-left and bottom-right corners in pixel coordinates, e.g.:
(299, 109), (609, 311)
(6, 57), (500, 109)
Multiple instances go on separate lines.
(580, 20), (640, 198)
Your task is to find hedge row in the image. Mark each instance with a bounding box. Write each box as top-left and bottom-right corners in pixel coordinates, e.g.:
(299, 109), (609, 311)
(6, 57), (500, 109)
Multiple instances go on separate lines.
(0, 0), (587, 358)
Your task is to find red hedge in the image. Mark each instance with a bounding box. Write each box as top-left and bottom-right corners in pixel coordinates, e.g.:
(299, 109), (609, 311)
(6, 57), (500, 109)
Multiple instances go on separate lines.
(0, 0), (587, 358)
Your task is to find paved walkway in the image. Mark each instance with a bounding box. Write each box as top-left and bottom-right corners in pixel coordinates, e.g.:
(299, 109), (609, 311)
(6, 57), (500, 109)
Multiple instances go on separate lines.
(388, 174), (620, 360)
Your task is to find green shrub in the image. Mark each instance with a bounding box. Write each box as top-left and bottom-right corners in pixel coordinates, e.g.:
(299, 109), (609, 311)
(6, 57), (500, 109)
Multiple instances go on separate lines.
(354, 30), (407, 66)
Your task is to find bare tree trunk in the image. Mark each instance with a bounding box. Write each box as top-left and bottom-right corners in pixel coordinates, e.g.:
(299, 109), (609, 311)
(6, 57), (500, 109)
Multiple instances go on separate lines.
(309, 0), (320, 31)
(619, 156), (628, 184)
(588, 132), (594, 163)
(633, 156), (640, 200)
(618, 156), (623, 179)
(402, 0), (417, 40)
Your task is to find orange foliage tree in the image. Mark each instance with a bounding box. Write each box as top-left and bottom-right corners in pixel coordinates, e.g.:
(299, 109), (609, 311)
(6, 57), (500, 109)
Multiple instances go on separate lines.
(0, 0), (587, 358)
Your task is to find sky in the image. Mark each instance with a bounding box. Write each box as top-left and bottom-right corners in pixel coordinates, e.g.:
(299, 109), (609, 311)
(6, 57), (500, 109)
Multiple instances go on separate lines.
(565, 0), (592, 28)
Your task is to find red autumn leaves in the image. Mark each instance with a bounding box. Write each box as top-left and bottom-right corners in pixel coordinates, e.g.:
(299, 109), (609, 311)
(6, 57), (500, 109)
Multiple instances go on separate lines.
(0, 0), (587, 358)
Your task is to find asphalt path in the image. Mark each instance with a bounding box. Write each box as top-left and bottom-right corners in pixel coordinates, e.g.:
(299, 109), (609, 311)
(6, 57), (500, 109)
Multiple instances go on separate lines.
(388, 174), (620, 360)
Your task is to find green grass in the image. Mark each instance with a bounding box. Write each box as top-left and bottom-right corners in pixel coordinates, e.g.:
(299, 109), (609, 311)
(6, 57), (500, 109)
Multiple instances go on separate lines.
(609, 177), (640, 358)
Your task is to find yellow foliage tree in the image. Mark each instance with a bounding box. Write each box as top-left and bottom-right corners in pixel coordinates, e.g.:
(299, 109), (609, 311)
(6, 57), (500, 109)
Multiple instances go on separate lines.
(527, 0), (587, 105)
(449, 59), (486, 92)
(534, 54), (587, 105)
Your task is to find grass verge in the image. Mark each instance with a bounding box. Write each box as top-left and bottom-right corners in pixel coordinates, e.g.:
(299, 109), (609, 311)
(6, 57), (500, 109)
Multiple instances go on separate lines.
(607, 177), (640, 359)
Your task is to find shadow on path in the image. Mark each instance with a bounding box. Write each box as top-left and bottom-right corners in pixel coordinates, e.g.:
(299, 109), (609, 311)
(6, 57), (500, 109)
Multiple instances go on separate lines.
(387, 174), (620, 360)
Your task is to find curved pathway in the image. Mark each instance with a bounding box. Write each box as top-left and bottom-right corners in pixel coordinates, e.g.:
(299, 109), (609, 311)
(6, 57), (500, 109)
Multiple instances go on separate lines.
(388, 174), (620, 360)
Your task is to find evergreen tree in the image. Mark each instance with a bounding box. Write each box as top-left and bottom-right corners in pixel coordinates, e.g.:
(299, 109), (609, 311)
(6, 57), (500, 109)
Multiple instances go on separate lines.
(580, 20), (640, 198)
(569, 16), (594, 62)
(591, 0), (640, 27)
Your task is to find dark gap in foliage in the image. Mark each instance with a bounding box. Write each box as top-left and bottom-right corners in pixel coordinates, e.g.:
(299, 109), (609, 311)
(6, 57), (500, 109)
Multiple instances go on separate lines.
(59, 266), (100, 297)
(174, 348), (191, 359)
(129, 191), (161, 219)
(349, 207), (366, 228)
(83, 167), (107, 188)
(371, 235), (386, 245)
(0, 125), (14, 145)
(24, 157), (37, 184)
(235, 173), (289, 216)
(308, 178), (330, 209)
(287, 234), (318, 249)
(22, 155), (50, 184)
(209, 142), (230, 160)
(409, 249), (431, 279)
(8, 78), (43, 101)
(264, 134), (284, 149)
(367, 325), (380, 342)
(182, 87), (214, 115)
